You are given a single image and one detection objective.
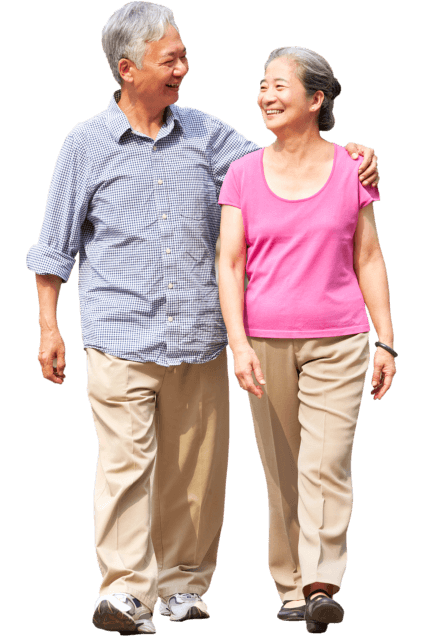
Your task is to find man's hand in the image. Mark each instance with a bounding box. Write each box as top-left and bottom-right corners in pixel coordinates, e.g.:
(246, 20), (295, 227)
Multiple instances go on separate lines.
(345, 143), (379, 187)
(38, 328), (66, 384)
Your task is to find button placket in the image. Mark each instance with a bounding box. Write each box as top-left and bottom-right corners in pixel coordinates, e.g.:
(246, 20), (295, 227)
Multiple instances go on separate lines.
(153, 169), (174, 322)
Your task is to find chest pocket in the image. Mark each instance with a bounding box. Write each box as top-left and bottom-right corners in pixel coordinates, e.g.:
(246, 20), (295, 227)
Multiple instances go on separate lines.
(173, 157), (217, 220)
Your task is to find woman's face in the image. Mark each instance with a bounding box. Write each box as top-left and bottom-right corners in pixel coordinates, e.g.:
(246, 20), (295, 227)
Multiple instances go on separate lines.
(258, 57), (318, 134)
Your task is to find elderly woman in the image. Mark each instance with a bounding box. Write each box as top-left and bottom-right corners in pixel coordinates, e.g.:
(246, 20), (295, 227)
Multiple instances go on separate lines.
(218, 47), (396, 633)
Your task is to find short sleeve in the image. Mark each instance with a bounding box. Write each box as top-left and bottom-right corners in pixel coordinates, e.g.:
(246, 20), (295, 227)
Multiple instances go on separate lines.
(218, 162), (242, 209)
(359, 179), (380, 210)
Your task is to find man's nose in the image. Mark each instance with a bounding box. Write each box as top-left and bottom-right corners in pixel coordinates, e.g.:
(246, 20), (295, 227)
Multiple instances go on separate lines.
(174, 59), (188, 76)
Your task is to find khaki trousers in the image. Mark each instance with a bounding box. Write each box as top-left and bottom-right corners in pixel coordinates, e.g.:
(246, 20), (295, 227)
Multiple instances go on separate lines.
(247, 334), (369, 600)
(86, 348), (229, 612)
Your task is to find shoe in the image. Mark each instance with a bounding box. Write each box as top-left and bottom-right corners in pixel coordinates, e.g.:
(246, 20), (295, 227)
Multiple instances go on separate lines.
(159, 593), (209, 622)
(276, 601), (326, 632)
(305, 589), (344, 631)
(277, 600), (306, 621)
(93, 593), (156, 634)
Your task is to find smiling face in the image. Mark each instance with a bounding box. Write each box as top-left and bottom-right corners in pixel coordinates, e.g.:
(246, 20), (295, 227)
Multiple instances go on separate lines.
(258, 57), (322, 134)
(119, 25), (189, 110)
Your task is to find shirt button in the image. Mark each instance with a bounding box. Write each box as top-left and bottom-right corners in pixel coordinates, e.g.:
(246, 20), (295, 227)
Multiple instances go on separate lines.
(166, 248), (171, 254)
(162, 214), (167, 219)
(168, 283), (173, 289)
(158, 179), (163, 185)
(168, 316), (173, 322)
(153, 146), (157, 151)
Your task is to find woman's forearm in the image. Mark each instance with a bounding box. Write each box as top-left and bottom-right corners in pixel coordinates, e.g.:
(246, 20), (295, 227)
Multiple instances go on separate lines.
(354, 252), (394, 346)
(218, 262), (249, 352)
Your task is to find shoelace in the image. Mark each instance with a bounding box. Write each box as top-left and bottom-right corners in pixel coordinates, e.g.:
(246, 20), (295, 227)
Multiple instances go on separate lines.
(171, 593), (200, 604)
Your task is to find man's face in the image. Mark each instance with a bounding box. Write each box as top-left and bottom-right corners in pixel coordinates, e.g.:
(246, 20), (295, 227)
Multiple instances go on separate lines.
(121, 25), (189, 109)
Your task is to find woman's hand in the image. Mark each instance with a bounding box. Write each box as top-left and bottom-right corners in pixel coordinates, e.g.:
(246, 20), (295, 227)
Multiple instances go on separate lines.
(233, 345), (266, 398)
(345, 142), (379, 187)
(371, 347), (396, 400)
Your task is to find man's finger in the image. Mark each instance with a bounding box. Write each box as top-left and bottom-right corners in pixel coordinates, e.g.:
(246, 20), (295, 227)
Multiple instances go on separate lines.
(358, 146), (374, 174)
(360, 155), (378, 183)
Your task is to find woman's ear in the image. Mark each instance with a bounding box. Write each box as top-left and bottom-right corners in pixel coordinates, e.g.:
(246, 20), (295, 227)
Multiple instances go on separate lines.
(310, 90), (325, 112)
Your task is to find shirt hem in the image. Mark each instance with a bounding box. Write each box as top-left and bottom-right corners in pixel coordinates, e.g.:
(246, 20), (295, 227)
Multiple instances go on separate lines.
(82, 342), (227, 367)
(245, 324), (370, 338)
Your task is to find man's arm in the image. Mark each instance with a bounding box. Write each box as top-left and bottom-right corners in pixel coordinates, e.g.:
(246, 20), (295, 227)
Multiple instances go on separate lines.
(345, 142), (379, 186)
(36, 274), (66, 384)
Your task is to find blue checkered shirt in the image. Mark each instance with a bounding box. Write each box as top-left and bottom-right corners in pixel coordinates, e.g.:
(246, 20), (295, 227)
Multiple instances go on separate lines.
(27, 90), (258, 366)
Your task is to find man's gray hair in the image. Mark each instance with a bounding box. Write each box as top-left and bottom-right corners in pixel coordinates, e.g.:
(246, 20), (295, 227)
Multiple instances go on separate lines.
(265, 47), (341, 131)
(102, 1), (179, 85)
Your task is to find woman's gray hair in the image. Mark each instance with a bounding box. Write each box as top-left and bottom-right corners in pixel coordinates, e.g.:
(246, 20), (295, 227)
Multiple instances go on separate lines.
(102, 1), (179, 85)
(265, 47), (341, 131)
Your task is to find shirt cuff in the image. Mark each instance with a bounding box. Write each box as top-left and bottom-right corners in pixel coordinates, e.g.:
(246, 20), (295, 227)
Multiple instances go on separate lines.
(26, 243), (76, 282)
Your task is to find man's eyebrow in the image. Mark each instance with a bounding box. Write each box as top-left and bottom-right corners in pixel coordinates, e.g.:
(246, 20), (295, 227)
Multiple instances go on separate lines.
(260, 77), (288, 85)
(161, 47), (187, 58)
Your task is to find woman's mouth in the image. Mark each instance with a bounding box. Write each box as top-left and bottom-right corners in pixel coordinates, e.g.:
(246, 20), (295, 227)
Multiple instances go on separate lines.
(266, 109), (284, 115)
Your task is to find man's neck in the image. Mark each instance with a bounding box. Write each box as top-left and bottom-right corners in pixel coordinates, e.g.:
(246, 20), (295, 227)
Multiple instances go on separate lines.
(117, 88), (167, 140)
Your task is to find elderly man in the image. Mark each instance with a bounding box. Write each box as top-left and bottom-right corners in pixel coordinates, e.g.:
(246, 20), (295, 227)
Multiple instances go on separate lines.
(27, 2), (379, 634)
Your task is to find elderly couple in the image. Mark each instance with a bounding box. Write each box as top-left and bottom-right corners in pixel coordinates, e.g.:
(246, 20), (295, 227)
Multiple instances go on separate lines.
(27, 2), (396, 634)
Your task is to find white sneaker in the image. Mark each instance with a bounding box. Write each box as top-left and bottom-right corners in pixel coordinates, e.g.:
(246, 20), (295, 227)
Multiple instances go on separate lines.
(93, 593), (156, 634)
(159, 593), (209, 622)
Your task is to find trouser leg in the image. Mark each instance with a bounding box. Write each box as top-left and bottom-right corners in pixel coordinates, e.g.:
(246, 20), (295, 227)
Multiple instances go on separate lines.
(86, 348), (165, 611)
(247, 337), (304, 601)
(247, 334), (369, 599)
(151, 349), (230, 599)
(295, 334), (369, 593)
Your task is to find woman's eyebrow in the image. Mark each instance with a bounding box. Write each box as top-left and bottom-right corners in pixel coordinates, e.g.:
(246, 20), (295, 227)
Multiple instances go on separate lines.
(260, 77), (288, 85)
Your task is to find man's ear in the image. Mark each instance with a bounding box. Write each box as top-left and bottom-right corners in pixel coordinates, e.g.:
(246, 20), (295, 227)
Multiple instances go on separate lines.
(118, 58), (134, 84)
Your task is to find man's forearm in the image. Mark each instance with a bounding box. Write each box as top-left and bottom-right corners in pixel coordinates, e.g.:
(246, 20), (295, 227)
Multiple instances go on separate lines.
(35, 274), (63, 331)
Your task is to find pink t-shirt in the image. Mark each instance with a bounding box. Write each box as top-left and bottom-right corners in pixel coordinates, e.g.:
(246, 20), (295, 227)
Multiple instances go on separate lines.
(218, 144), (380, 338)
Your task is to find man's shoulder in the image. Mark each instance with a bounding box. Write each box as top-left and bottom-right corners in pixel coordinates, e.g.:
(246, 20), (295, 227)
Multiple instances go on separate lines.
(70, 110), (107, 135)
(228, 147), (263, 172)
(64, 108), (110, 149)
(171, 104), (236, 133)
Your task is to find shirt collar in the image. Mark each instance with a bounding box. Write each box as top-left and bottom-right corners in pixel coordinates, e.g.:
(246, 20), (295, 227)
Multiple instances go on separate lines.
(106, 89), (184, 142)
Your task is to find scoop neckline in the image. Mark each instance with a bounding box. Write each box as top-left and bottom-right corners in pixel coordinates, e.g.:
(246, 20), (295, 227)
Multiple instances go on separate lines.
(260, 143), (338, 203)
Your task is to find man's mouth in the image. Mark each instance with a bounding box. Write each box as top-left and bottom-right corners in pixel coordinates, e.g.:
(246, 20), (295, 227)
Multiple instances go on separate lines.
(166, 83), (180, 89)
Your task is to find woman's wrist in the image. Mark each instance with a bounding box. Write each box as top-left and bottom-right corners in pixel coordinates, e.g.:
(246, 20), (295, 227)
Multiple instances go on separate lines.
(376, 334), (394, 348)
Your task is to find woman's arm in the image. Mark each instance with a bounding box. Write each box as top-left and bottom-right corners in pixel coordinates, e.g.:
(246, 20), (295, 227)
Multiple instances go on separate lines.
(218, 205), (248, 351)
(353, 203), (396, 399)
(218, 205), (265, 398)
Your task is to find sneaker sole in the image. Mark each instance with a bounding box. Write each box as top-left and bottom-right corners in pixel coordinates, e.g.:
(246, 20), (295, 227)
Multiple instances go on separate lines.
(170, 605), (210, 622)
(93, 600), (155, 634)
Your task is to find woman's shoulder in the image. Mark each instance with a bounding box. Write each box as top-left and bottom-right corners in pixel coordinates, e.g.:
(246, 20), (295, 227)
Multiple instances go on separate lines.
(334, 143), (363, 172)
(230, 148), (264, 170)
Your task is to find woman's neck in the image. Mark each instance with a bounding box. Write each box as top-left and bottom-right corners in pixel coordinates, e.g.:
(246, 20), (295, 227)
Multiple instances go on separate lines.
(271, 127), (329, 165)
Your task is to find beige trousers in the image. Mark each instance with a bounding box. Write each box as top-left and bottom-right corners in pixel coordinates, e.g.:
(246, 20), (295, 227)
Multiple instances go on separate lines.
(247, 334), (369, 601)
(86, 348), (229, 612)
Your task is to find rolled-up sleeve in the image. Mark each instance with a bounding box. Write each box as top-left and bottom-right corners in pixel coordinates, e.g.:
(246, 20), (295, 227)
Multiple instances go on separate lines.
(26, 133), (92, 282)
